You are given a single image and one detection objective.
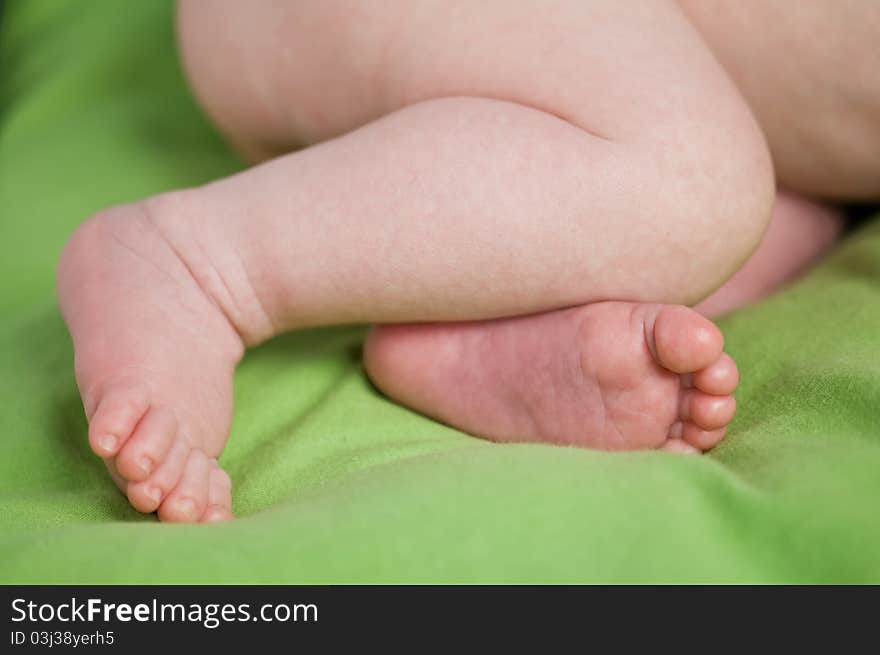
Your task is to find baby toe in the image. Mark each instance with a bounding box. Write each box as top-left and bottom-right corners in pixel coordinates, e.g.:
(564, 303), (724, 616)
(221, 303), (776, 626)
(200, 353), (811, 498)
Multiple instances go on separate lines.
(201, 507), (234, 523)
(115, 406), (177, 482)
(651, 306), (723, 374)
(126, 481), (164, 514)
(200, 465), (234, 523)
(693, 352), (739, 395)
(660, 438), (701, 454)
(681, 423), (727, 451)
(158, 448), (210, 523)
(680, 389), (736, 431)
(126, 437), (190, 513)
(104, 458), (129, 495)
(88, 385), (150, 458)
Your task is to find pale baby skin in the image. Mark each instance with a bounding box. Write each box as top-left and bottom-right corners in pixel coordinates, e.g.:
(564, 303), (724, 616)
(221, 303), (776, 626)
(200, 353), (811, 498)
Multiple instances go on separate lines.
(57, 1), (879, 522)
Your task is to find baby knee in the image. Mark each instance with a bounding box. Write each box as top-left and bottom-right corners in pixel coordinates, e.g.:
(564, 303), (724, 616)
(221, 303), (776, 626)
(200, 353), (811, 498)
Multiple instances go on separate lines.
(656, 109), (775, 304)
(708, 125), (775, 291)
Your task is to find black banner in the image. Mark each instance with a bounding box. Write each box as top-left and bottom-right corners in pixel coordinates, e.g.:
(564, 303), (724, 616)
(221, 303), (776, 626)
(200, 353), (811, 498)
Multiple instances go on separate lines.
(0, 585), (871, 649)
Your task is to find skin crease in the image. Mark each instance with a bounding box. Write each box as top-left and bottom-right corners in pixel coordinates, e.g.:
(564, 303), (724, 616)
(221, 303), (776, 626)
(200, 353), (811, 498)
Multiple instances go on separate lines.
(55, 0), (874, 522)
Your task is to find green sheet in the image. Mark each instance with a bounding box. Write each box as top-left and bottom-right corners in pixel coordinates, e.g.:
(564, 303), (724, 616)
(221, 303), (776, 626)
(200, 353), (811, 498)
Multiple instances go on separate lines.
(2, 0), (878, 584)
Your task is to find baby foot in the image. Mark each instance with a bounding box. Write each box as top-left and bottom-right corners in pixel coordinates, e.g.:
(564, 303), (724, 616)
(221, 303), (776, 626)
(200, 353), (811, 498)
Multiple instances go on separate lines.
(364, 302), (739, 452)
(58, 205), (242, 522)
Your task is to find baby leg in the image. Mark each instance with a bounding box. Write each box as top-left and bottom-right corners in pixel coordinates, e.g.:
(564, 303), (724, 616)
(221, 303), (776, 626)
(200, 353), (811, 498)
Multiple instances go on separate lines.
(58, 0), (773, 520)
(364, 191), (844, 452)
(170, 0), (773, 321)
(695, 190), (844, 317)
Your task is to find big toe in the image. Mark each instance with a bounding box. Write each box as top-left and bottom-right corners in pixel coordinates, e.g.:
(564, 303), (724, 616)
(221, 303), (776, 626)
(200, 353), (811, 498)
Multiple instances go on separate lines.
(158, 448), (210, 523)
(200, 464), (234, 523)
(650, 306), (723, 374)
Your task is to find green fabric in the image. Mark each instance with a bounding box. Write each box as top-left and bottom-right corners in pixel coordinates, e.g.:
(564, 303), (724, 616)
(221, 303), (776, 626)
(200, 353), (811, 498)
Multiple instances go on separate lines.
(1, 0), (878, 584)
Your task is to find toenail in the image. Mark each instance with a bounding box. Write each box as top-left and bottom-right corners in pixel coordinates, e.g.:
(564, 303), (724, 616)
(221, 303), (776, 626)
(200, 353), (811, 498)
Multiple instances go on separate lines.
(146, 486), (162, 505)
(177, 499), (197, 521)
(137, 456), (153, 475)
(205, 506), (231, 523)
(98, 434), (118, 453)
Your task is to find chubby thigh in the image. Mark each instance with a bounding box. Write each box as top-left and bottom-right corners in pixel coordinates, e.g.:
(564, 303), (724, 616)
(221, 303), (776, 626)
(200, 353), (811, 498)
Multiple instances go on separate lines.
(177, 0), (762, 156)
(170, 0), (775, 321)
(678, 0), (880, 200)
